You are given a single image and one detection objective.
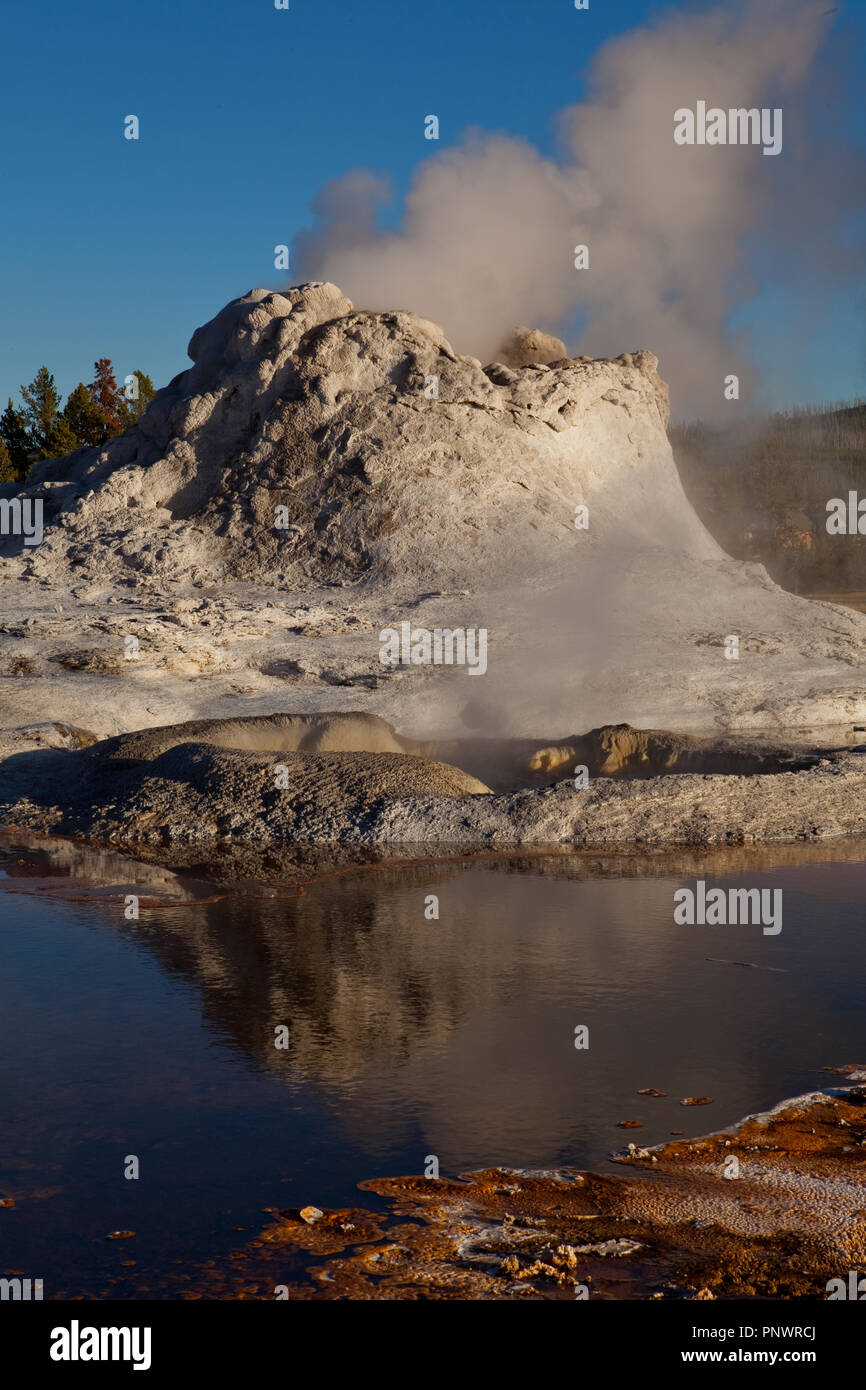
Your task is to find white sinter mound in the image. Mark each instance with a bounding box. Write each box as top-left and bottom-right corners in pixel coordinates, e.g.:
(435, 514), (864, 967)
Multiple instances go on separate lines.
(1, 282), (863, 743)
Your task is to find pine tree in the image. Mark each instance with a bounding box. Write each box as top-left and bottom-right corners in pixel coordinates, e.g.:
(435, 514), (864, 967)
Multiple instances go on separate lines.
(20, 366), (61, 457)
(64, 382), (108, 448)
(88, 358), (124, 438)
(120, 370), (156, 426)
(45, 415), (79, 459)
(0, 438), (15, 484)
(0, 398), (31, 476)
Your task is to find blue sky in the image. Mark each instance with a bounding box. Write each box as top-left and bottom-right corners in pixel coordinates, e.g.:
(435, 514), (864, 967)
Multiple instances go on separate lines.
(1, 0), (863, 415)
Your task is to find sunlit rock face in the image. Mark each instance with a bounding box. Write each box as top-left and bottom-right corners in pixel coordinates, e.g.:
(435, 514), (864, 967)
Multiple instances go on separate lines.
(11, 282), (696, 592)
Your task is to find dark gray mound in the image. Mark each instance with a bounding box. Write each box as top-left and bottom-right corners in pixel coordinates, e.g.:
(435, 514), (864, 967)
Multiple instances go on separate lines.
(0, 730), (491, 846)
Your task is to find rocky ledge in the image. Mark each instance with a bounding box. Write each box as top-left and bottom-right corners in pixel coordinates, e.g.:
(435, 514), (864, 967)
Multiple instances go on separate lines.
(0, 712), (863, 848)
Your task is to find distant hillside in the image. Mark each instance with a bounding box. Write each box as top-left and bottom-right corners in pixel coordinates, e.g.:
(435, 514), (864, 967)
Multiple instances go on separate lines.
(670, 403), (866, 603)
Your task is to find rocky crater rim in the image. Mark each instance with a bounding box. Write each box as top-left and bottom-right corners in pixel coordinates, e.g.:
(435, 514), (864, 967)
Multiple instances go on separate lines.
(1, 712), (864, 850)
(43, 712), (843, 787)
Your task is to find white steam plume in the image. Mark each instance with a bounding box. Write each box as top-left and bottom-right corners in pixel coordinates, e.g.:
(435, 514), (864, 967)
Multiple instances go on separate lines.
(295, 0), (857, 418)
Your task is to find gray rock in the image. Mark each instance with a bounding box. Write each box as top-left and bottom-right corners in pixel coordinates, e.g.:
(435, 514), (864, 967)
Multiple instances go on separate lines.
(495, 325), (568, 367)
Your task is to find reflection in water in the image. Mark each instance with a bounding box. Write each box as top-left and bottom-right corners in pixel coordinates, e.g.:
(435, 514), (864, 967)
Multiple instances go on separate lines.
(1, 834), (865, 1297)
